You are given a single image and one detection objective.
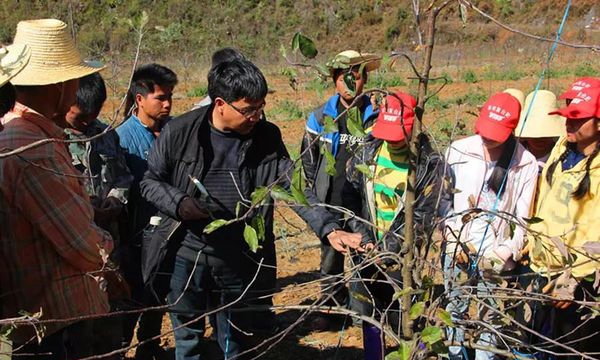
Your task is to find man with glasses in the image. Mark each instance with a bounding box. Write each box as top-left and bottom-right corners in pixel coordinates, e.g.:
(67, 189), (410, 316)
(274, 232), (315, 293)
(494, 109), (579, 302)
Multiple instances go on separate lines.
(140, 58), (363, 359)
(300, 50), (381, 329)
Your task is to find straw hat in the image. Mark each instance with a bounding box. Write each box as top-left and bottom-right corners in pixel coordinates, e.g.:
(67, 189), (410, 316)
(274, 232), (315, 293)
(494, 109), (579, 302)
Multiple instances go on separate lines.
(503, 88), (525, 108)
(326, 50), (381, 77)
(0, 44), (30, 87)
(10, 19), (104, 86)
(515, 90), (565, 138)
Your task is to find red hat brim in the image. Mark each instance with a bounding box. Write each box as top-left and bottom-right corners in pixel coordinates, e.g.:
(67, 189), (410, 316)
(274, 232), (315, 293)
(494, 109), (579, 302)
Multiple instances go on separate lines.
(475, 118), (513, 143)
(372, 121), (413, 142)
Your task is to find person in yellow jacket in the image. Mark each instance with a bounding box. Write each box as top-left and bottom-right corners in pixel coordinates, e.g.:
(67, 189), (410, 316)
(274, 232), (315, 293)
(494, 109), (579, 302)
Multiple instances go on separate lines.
(523, 87), (600, 360)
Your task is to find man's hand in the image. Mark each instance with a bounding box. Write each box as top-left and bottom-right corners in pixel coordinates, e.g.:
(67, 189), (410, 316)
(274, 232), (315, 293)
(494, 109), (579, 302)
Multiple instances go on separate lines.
(177, 197), (212, 221)
(327, 230), (364, 253)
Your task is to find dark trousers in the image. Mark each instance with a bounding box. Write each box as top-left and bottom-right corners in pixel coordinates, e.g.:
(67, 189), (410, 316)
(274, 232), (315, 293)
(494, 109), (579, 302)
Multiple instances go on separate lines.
(320, 242), (348, 306)
(516, 272), (600, 360)
(121, 241), (165, 357)
(14, 320), (94, 360)
(350, 264), (402, 331)
(167, 254), (254, 360)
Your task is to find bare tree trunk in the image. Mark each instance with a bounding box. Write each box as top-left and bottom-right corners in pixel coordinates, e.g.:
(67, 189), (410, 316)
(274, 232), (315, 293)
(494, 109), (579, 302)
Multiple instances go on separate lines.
(401, 0), (454, 340)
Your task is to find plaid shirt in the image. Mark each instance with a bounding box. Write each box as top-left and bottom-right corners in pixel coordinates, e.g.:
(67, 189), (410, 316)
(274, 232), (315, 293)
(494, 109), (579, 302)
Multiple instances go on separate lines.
(0, 106), (113, 342)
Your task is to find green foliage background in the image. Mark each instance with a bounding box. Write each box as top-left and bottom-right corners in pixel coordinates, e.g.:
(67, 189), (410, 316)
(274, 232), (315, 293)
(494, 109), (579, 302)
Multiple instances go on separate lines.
(1, 0), (597, 67)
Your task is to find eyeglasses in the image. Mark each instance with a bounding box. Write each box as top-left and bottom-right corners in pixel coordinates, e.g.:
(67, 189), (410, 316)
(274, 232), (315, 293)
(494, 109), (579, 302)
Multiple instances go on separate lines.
(226, 101), (266, 119)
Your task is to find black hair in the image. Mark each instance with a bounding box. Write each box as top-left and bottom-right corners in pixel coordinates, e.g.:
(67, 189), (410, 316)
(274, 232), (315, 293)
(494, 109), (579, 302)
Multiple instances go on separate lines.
(124, 63), (178, 119)
(487, 134), (517, 198)
(0, 82), (16, 118)
(546, 131), (600, 199)
(211, 48), (245, 69)
(207, 58), (267, 103)
(75, 73), (107, 116)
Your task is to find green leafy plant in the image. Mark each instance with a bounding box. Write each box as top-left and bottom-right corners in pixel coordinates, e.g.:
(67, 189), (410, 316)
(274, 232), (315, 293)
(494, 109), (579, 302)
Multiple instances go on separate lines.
(462, 70), (478, 83)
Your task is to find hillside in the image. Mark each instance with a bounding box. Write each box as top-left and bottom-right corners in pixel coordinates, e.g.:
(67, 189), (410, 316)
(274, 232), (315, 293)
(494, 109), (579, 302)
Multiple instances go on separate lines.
(0, 0), (598, 68)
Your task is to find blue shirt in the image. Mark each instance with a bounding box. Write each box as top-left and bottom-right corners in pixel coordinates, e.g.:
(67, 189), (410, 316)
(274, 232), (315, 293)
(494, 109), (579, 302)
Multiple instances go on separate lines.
(116, 115), (156, 182)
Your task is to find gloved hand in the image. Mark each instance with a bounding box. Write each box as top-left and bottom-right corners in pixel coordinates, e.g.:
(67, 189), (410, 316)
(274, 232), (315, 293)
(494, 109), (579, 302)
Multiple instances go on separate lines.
(177, 196), (217, 221)
(93, 196), (124, 229)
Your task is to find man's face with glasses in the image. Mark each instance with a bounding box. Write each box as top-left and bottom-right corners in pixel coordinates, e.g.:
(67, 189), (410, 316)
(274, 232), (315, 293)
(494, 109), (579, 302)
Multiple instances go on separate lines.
(214, 97), (266, 135)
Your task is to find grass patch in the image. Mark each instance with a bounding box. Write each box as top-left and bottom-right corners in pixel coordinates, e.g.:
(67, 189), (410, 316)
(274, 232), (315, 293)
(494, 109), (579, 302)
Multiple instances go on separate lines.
(304, 77), (331, 98)
(462, 70), (478, 84)
(429, 118), (468, 148)
(545, 67), (572, 78)
(574, 63), (600, 77)
(426, 95), (452, 111)
(271, 99), (308, 121)
(482, 68), (526, 81)
(187, 84), (208, 98)
(367, 72), (407, 89)
(454, 91), (487, 106)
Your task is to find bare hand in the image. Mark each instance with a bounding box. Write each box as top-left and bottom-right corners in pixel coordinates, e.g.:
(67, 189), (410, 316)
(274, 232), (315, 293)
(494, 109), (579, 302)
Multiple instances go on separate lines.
(327, 230), (364, 253)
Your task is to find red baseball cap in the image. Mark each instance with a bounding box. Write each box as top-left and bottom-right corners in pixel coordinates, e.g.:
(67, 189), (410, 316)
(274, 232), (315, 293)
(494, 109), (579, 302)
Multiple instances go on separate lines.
(475, 92), (521, 143)
(558, 77), (600, 100)
(372, 92), (417, 142)
(549, 87), (600, 119)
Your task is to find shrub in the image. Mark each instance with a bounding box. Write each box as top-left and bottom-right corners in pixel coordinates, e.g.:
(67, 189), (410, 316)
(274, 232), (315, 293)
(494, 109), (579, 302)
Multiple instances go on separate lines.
(187, 85), (208, 98)
(462, 70), (478, 83)
(574, 63), (600, 77)
(367, 73), (407, 88)
(426, 95), (451, 111)
(271, 100), (307, 121)
(483, 68), (525, 81)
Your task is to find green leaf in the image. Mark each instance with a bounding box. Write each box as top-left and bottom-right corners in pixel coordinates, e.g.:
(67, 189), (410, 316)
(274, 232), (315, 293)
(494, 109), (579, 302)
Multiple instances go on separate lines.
(393, 287), (413, 300)
(204, 219), (232, 234)
(346, 107), (366, 138)
(291, 32), (318, 59)
(251, 215), (265, 242)
(355, 164), (374, 180)
(292, 162), (306, 191)
(431, 340), (449, 355)
(343, 71), (356, 97)
(436, 308), (454, 327)
(291, 32), (300, 52)
(316, 64), (330, 79)
(385, 340), (412, 360)
(291, 185), (310, 206)
(523, 216), (543, 224)
(140, 10), (149, 29)
(244, 224), (259, 252)
(421, 326), (443, 345)
(320, 145), (337, 176)
(350, 291), (372, 304)
(271, 185), (296, 203)
(409, 301), (425, 320)
(323, 115), (338, 134)
(251, 186), (269, 206)
(459, 3), (468, 25)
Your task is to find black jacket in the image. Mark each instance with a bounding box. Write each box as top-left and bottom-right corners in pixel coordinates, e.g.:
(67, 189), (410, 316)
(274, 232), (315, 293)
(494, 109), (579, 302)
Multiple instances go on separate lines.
(139, 106), (340, 281)
(343, 133), (452, 254)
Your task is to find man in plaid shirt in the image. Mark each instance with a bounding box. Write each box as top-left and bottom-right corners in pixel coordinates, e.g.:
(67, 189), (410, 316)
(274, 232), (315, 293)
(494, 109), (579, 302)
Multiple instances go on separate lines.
(0, 19), (113, 358)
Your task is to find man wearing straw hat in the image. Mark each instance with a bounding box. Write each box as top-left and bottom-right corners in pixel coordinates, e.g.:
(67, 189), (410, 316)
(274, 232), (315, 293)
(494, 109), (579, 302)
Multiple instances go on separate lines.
(0, 42), (30, 127)
(300, 50), (381, 328)
(0, 19), (111, 358)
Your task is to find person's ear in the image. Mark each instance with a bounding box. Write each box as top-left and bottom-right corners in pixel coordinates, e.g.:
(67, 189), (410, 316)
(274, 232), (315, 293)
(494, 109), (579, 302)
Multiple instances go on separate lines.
(135, 93), (144, 107)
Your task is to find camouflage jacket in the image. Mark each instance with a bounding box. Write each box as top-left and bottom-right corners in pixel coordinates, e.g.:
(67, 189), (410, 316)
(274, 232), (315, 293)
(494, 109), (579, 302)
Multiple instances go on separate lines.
(66, 119), (134, 204)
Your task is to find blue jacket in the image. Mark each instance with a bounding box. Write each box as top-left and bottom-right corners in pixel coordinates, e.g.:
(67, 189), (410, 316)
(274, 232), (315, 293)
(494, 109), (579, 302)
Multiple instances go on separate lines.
(301, 93), (377, 201)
